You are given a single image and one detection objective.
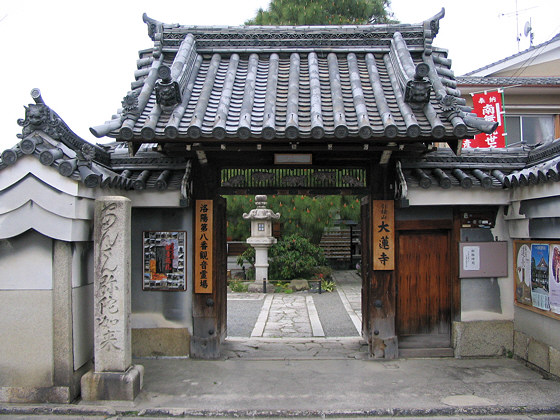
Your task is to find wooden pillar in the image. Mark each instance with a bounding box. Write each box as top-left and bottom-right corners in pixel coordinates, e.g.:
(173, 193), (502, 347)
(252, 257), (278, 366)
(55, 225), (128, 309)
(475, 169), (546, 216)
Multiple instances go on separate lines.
(190, 191), (227, 359)
(366, 161), (398, 359)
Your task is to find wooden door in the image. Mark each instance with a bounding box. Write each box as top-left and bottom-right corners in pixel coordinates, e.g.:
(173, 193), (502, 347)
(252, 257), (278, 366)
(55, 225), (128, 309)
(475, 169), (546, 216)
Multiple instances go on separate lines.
(396, 229), (451, 349)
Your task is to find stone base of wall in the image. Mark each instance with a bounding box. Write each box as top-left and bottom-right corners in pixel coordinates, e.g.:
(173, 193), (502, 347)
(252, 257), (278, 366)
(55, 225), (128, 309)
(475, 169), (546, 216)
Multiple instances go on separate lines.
(132, 328), (190, 358)
(514, 330), (560, 378)
(452, 320), (513, 357)
(0, 362), (90, 403)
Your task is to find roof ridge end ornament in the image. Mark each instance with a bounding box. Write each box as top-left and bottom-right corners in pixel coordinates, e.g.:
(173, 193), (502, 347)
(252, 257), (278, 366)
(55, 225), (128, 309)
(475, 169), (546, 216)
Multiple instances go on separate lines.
(423, 8), (445, 55)
(16, 88), (111, 166)
(143, 13), (163, 41)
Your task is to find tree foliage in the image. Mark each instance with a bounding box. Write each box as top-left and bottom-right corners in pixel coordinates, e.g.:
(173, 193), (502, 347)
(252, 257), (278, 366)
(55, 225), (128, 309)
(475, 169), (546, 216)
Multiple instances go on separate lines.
(237, 234), (327, 280)
(245, 0), (395, 26)
(226, 194), (361, 244)
(269, 234), (327, 280)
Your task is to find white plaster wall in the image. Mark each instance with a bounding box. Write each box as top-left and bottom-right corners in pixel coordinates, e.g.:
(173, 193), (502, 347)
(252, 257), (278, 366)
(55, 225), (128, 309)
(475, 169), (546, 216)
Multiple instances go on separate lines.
(407, 187), (510, 206)
(70, 241), (94, 370)
(0, 230), (53, 290)
(72, 284), (94, 370)
(71, 242), (94, 288)
(493, 206), (514, 320)
(0, 290), (53, 387)
(459, 207), (514, 321)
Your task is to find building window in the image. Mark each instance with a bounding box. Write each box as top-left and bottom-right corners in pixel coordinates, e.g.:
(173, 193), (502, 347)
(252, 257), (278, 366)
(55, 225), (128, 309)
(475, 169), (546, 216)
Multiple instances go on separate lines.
(505, 115), (554, 146)
(258, 223), (265, 231)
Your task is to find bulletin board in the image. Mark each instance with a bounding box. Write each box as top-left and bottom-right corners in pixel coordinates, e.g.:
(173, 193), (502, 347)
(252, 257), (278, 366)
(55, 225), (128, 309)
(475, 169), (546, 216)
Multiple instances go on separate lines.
(459, 241), (508, 278)
(143, 231), (187, 291)
(514, 240), (560, 320)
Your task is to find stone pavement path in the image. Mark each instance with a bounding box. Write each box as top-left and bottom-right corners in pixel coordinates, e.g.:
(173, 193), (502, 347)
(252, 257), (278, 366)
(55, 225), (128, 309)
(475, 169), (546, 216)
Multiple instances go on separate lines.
(224, 270), (367, 359)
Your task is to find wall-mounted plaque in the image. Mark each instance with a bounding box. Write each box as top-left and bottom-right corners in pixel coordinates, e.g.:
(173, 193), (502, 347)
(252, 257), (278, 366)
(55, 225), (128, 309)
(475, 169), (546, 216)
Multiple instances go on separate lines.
(143, 231), (186, 291)
(195, 200), (213, 293)
(458, 241), (507, 278)
(373, 200), (395, 270)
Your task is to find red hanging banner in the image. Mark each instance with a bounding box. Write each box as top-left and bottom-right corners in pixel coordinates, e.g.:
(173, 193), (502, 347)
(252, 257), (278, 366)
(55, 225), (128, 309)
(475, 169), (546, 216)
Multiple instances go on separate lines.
(462, 90), (506, 149)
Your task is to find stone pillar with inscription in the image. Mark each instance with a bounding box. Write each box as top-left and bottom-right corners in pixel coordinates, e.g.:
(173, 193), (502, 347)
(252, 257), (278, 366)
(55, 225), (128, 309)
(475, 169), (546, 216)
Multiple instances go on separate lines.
(81, 196), (144, 401)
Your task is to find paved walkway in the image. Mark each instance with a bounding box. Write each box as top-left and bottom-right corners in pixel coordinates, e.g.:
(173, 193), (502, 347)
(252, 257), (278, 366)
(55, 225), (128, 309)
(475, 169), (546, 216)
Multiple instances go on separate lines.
(4, 358), (560, 418)
(225, 270), (366, 359)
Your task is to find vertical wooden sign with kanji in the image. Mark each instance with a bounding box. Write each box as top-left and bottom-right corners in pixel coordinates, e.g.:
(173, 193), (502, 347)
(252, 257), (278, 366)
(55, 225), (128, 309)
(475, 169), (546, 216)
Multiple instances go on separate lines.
(195, 200), (213, 293)
(373, 200), (394, 270)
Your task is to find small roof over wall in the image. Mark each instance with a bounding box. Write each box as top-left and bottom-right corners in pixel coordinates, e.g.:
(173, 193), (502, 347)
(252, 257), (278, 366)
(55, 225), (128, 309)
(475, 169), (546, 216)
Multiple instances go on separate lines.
(90, 9), (496, 152)
(0, 91), (193, 216)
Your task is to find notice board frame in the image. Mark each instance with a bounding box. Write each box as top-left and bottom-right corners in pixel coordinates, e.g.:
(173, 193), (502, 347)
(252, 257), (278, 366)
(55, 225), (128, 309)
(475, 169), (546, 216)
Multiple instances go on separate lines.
(459, 241), (508, 278)
(513, 240), (560, 320)
(142, 230), (187, 291)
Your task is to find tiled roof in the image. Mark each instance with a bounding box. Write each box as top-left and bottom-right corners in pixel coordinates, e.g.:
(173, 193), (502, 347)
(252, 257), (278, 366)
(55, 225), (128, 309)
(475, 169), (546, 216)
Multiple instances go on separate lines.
(462, 33), (560, 76)
(0, 90), (189, 191)
(399, 138), (560, 190)
(457, 76), (560, 87)
(90, 9), (497, 146)
(399, 147), (526, 190)
(504, 139), (560, 188)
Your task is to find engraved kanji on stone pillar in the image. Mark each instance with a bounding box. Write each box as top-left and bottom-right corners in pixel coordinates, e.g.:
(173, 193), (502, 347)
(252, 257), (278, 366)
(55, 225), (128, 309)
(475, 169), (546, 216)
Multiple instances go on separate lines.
(93, 197), (131, 372)
(82, 196), (143, 401)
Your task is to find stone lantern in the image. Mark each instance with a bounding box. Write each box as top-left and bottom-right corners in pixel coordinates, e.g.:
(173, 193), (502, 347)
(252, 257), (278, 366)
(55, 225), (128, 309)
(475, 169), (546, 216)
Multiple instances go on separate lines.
(243, 195), (280, 282)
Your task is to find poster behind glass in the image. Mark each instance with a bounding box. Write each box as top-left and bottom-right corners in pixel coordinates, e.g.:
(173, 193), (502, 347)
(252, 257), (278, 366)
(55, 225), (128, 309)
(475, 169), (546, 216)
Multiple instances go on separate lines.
(514, 240), (560, 316)
(143, 231), (186, 291)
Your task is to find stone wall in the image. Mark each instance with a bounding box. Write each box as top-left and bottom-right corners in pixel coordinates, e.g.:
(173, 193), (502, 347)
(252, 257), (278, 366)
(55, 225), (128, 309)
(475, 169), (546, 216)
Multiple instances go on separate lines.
(453, 320), (513, 357)
(514, 307), (560, 378)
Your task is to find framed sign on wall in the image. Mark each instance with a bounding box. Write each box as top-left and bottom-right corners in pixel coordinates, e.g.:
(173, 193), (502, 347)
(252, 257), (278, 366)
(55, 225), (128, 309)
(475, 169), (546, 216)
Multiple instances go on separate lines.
(514, 240), (560, 320)
(143, 231), (187, 291)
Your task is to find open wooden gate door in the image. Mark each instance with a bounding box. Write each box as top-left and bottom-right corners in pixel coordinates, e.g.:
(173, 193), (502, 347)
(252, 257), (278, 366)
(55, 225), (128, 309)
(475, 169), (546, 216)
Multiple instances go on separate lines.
(191, 197), (227, 359)
(396, 227), (453, 356)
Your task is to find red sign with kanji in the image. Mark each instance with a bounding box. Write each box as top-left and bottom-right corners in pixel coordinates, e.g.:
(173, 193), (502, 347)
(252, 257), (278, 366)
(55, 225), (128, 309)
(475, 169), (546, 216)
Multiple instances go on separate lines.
(462, 90), (506, 149)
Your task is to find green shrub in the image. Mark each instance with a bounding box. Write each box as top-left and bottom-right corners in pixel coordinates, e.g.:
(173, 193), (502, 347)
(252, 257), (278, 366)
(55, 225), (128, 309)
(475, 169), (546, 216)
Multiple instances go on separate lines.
(321, 279), (336, 292)
(236, 247), (255, 280)
(273, 281), (293, 293)
(228, 280), (249, 292)
(269, 234), (327, 280)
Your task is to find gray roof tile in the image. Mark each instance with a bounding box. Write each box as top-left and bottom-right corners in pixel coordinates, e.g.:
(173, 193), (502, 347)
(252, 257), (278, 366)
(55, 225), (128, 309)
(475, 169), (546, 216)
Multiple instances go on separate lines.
(91, 10), (496, 145)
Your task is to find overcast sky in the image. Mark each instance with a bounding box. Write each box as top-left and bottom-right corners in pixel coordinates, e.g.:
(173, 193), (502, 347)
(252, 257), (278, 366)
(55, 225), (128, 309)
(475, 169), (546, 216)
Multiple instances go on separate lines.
(1, 0), (558, 151)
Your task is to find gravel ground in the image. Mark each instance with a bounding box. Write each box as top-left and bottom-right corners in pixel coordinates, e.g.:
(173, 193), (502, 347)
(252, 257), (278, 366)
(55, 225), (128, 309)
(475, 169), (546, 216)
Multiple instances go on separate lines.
(312, 289), (360, 337)
(227, 293), (264, 337)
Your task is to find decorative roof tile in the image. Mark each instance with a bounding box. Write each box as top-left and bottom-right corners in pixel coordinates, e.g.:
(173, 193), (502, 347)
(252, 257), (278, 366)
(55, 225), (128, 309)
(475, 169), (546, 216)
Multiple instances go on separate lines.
(90, 9), (496, 146)
(1, 90), (190, 192)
